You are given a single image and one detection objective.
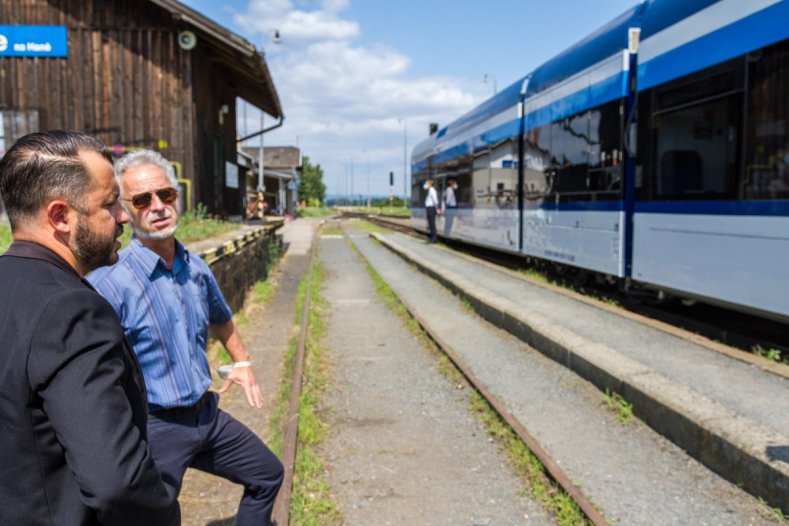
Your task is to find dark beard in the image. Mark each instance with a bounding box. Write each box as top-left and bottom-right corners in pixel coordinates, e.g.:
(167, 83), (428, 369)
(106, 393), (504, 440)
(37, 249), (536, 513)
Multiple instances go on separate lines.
(72, 216), (122, 272)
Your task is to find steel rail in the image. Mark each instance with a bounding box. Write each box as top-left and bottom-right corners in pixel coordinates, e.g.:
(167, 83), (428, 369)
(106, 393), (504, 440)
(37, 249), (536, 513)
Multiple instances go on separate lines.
(343, 212), (609, 522)
(271, 230), (319, 526)
(386, 289), (610, 526)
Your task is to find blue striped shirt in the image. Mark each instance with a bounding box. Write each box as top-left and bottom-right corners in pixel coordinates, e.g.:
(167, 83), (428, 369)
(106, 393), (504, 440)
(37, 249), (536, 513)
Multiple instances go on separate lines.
(88, 238), (232, 410)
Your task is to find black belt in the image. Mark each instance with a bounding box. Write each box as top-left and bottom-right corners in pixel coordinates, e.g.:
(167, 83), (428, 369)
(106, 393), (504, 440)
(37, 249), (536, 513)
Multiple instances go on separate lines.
(149, 391), (212, 420)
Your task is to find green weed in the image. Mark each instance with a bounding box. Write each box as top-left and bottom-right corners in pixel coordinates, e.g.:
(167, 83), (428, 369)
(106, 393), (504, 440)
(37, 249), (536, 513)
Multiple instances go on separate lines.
(269, 262), (341, 525)
(470, 390), (589, 525)
(353, 220), (393, 234)
(753, 345), (786, 364)
(0, 223), (11, 254)
(603, 389), (634, 425)
(320, 226), (343, 236)
(347, 206), (411, 217)
(254, 280), (276, 305)
(519, 268), (550, 284)
(757, 497), (788, 523)
(297, 207), (336, 218)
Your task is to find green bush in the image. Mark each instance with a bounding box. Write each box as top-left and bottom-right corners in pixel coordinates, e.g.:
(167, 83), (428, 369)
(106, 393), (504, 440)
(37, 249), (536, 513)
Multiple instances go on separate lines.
(119, 205), (238, 248)
(297, 207), (336, 218)
(0, 224), (11, 254)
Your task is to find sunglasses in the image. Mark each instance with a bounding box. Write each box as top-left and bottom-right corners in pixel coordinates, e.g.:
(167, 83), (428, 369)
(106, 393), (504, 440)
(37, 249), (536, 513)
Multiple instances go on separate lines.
(123, 187), (178, 210)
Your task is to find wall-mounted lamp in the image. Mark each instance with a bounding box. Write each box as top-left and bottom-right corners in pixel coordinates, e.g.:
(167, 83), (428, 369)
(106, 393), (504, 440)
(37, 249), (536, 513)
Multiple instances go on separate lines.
(219, 104), (229, 125)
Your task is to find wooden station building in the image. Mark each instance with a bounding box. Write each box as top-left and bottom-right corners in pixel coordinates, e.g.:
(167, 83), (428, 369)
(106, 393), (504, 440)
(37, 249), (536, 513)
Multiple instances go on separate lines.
(0, 0), (282, 218)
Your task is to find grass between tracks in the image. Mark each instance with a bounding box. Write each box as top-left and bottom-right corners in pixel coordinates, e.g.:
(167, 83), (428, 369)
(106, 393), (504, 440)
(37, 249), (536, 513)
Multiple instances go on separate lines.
(356, 236), (591, 526)
(354, 219), (394, 234)
(268, 260), (341, 526)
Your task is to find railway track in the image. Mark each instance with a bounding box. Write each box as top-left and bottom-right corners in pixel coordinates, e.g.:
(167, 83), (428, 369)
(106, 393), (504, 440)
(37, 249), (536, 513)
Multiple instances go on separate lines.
(342, 224), (778, 523)
(274, 218), (782, 523)
(277, 219), (607, 524)
(271, 230), (318, 526)
(342, 211), (789, 362)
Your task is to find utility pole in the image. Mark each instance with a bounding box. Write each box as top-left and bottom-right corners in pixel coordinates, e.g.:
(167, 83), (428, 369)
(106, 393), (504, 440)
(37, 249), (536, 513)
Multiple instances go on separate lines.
(400, 118), (408, 206)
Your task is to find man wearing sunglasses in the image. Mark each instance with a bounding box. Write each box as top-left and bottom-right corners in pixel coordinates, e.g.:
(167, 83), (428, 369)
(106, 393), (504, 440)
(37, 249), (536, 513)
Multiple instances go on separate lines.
(88, 150), (283, 526)
(0, 132), (180, 525)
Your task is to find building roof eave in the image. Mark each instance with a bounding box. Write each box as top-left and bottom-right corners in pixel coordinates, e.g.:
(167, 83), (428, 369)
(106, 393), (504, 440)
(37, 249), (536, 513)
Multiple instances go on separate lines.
(148, 0), (282, 118)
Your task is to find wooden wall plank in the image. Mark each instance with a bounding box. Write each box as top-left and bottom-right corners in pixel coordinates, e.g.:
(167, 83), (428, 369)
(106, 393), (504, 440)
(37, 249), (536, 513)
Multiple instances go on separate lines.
(0, 0), (256, 214)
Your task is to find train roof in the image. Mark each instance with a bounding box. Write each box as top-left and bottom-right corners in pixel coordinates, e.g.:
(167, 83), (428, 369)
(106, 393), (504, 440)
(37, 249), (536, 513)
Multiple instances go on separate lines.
(525, 3), (644, 98)
(413, 0), (726, 164)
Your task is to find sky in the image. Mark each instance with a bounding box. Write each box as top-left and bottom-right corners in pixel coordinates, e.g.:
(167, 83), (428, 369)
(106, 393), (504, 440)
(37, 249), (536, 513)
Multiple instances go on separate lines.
(180, 0), (638, 198)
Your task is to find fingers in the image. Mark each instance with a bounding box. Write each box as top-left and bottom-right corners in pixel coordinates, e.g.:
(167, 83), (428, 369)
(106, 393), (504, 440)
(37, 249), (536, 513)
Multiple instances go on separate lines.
(220, 368), (263, 409)
(247, 383), (263, 409)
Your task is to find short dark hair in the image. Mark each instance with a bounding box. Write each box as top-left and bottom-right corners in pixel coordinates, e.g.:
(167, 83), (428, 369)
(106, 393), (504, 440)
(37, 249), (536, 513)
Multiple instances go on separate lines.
(0, 130), (112, 229)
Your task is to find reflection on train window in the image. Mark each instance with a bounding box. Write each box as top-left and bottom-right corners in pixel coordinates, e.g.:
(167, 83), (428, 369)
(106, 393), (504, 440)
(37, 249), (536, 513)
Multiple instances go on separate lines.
(471, 138), (518, 209)
(551, 112), (589, 197)
(587, 101), (623, 197)
(744, 40), (789, 200)
(539, 100), (623, 201)
(650, 60), (743, 201)
(523, 125), (552, 199)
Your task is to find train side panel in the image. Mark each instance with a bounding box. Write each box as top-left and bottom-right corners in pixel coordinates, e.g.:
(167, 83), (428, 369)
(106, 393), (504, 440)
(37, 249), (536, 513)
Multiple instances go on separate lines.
(523, 208), (624, 276)
(632, 209), (789, 319)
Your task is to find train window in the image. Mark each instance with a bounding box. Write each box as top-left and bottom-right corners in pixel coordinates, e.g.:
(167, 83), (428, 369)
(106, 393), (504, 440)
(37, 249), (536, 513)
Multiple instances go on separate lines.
(469, 138), (519, 210)
(655, 69), (738, 113)
(523, 125), (553, 199)
(652, 95), (740, 200)
(743, 40), (789, 200)
(551, 112), (590, 198)
(649, 61), (743, 201)
(588, 101), (624, 199)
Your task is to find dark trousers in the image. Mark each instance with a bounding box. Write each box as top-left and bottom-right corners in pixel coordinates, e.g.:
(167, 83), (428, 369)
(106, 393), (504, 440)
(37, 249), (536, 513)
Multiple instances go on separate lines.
(147, 393), (283, 526)
(426, 206), (437, 242)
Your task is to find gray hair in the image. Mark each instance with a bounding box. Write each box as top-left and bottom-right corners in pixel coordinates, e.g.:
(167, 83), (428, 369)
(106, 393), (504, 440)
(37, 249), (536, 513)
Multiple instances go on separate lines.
(114, 150), (178, 189)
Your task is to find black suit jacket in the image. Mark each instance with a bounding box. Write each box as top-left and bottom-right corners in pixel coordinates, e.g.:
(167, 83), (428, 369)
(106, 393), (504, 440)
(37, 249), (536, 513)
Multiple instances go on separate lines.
(0, 241), (180, 526)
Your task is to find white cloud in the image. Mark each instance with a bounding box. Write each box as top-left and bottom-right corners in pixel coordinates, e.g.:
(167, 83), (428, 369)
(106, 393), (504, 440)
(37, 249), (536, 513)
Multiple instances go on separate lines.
(236, 0), (482, 197)
(236, 0), (358, 45)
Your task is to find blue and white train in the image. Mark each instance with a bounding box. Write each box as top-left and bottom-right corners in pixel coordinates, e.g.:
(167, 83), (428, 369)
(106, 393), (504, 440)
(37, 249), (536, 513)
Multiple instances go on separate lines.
(411, 0), (789, 323)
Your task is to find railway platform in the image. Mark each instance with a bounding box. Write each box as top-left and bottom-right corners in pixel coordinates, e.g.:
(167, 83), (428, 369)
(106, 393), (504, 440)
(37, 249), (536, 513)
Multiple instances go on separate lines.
(367, 230), (789, 514)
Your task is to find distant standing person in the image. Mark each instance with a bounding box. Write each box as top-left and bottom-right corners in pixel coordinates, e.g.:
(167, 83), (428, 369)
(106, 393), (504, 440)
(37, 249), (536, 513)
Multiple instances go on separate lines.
(0, 131), (180, 525)
(89, 150), (283, 526)
(424, 178), (439, 243)
(443, 178), (458, 210)
(442, 178), (458, 236)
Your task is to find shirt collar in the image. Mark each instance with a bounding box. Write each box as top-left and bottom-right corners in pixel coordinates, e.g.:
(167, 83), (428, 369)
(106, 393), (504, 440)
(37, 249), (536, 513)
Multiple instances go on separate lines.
(128, 236), (189, 277)
(4, 240), (82, 279)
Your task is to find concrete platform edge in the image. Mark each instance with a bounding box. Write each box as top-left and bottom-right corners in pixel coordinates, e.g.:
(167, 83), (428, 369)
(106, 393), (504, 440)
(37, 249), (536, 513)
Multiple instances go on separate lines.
(372, 232), (789, 513)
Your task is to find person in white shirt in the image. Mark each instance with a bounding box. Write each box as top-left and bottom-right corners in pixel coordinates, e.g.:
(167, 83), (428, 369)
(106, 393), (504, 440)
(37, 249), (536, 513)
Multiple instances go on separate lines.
(424, 178), (439, 243)
(442, 179), (457, 210)
(442, 178), (458, 236)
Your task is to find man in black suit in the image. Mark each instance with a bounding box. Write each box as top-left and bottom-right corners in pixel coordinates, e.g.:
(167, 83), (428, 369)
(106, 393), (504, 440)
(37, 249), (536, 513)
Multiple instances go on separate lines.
(0, 131), (180, 525)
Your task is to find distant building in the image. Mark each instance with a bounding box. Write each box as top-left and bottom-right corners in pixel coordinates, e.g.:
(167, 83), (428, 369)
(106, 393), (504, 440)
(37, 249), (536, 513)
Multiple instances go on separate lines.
(241, 146), (300, 217)
(0, 0), (282, 219)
